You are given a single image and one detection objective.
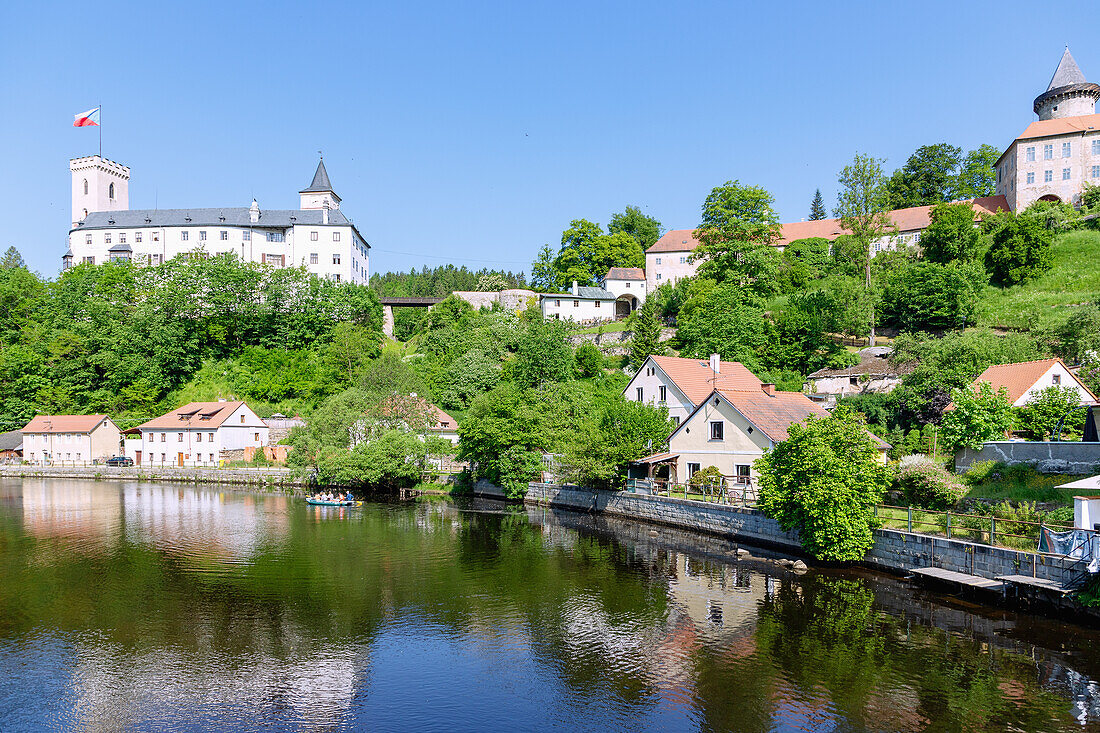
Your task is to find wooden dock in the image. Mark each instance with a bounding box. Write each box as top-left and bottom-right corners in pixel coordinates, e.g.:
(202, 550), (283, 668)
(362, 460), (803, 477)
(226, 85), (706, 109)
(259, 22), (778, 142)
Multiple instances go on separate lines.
(997, 574), (1076, 596)
(910, 567), (1003, 590)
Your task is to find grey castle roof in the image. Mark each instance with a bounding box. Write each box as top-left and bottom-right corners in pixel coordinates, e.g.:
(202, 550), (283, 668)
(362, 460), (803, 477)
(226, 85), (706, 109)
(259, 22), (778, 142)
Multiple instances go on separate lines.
(544, 286), (615, 300)
(1048, 47), (1087, 90)
(300, 159), (334, 193)
(71, 207), (353, 233)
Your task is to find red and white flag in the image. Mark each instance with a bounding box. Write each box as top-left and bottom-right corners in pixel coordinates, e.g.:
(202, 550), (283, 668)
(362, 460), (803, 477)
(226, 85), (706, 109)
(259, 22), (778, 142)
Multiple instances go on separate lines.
(73, 107), (101, 127)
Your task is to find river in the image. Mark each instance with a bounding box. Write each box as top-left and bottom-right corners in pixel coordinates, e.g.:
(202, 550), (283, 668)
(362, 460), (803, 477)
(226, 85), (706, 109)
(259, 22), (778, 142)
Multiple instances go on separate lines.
(1, 478), (1100, 732)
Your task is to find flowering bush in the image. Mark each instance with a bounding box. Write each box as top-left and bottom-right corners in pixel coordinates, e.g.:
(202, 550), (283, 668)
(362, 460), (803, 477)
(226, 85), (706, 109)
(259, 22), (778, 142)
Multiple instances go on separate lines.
(895, 457), (967, 510)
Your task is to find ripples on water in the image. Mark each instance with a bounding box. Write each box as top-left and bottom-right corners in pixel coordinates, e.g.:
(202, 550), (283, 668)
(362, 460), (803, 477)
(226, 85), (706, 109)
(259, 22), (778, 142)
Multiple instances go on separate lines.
(1, 478), (1100, 732)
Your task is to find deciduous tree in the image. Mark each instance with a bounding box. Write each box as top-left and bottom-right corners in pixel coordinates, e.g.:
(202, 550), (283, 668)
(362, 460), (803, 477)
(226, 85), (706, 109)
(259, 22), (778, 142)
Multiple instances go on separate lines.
(939, 382), (1014, 451)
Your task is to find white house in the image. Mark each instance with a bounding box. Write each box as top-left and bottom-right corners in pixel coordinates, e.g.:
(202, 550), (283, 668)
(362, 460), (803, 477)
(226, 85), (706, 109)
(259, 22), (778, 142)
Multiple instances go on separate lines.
(352, 394), (460, 447)
(133, 401), (268, 467)
(623, 354), (764, 426)
(804, 347), (915, 409)
(21, 414), (122, 465)
(966, 358), (1100, 440)
(539, 281), (616, 322)
(602, 267), (646, 318)
(65, 157), (370, 284)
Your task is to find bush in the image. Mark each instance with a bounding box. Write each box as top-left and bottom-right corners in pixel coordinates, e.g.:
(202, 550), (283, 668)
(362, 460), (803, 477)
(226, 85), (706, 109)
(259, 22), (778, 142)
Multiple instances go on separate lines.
(688, 465), (726, 489)
(895, 457), (966, 510)
(961, 460), (1007, 487)
(575, 342), (604, 378)
(250, 447), (270, 466)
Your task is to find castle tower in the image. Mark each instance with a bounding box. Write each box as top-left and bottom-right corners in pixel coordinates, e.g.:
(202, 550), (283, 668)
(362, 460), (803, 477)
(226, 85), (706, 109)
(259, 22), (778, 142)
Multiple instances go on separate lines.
(70, 156), (130, 227)
(299, 157), (341, 210)
(1033, 47), (1100, 120)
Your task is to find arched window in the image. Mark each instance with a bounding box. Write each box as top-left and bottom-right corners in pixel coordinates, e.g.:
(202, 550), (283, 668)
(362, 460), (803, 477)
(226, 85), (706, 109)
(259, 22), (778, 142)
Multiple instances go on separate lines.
(83, 179), (88, 195)
(108, 183), (115, 200)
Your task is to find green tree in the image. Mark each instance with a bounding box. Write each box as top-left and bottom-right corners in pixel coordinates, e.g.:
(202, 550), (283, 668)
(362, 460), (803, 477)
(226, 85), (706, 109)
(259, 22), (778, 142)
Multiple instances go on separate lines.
(458, 385), (548, 498)
(1016, 386), (1089, 441)
(983, 210), (1054, 286)
(564, 398), (673, 490)
(0, 246), (26, 269)
(1052, 305), (1100, 365)
(756, 409), (893, 561)
(574, 342), (603, 378)
(608, 205), (663, 249)
(322, 322), (383, 385)
(939, 382), (1014, 451)
(628, 298), (663, 369)
(879, 260), (984, 332)
(530, 244), (560, 292)
(835, 153), (894, 346)
(778, 237), (831, 290)
(954, 144), (1000, 199)
(883, 143), (963, 208)
(691, 181), (782, 294)
(674, 282), (768, 368)
(919, 202), (984, 263)
(475, 272), (508, 292)
(512, 313), (574, 388)
(809, 189), (827, 220)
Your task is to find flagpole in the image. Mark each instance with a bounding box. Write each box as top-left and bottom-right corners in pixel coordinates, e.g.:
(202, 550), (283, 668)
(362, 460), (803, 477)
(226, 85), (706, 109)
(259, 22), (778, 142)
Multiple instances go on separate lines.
(98, 103), (102, 158)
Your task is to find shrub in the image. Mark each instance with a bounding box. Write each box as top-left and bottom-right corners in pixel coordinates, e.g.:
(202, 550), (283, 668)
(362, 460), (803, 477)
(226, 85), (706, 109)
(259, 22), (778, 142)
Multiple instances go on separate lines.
(575, 342), (604, 378)
(688, 465), (726, 489)
(250, 447), (270, 466)
(961, 460), (1007, 487)
(895, 457), (966, 510)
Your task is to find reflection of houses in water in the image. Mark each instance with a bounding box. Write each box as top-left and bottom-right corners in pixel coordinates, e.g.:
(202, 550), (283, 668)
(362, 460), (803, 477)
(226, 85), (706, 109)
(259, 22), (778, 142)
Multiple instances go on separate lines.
(19, 480), (289, 564)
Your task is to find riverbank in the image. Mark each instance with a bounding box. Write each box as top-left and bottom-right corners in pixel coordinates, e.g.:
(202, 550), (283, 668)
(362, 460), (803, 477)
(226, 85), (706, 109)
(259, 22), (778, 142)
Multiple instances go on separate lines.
(471, 480), (1099, 621)
(0, 464), (304, 488)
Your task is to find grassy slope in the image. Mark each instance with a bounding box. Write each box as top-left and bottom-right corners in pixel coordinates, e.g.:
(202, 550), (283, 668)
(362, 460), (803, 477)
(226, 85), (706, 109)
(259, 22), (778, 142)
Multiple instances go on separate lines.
(973, 229), (1100, 331)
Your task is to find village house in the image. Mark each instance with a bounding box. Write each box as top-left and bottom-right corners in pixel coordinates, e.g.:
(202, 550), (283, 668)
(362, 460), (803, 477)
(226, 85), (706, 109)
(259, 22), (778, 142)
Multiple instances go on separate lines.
(21, 415), (122, 465)
(967, 358), (1100, 439)
(539, 281), (616, 322)
(354, 394), (460, 446)
(623, 354), (764, 426)
(804, 347), (915, 409)
(133, 401), (268, 467)
(0, 430), (22, 464)
(602, 267), (646, 318)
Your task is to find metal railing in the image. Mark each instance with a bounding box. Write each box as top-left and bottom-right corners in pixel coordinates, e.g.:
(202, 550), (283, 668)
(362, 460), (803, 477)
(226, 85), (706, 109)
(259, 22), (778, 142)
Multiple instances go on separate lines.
(625, 478), (757, 506)
(874, 504), (1075, 552)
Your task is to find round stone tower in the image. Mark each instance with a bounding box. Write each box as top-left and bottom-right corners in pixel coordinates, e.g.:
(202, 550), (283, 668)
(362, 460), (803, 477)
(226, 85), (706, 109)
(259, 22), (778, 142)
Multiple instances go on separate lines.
(1034, 47), (1100, 120)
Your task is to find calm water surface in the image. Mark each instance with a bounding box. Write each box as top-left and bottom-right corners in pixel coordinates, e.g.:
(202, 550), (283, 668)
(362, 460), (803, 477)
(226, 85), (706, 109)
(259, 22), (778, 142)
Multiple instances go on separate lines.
(2, 478), (1100, 732)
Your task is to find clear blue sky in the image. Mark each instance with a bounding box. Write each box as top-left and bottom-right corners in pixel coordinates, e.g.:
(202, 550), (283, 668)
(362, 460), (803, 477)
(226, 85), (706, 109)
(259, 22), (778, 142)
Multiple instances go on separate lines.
(0, 0), (1093, 277)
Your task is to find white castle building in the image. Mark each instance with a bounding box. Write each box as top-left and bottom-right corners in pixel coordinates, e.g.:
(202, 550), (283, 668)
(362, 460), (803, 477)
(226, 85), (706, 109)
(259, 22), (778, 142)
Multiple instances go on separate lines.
(65, 156), (370, 283)
(995, 47), (1100, 210)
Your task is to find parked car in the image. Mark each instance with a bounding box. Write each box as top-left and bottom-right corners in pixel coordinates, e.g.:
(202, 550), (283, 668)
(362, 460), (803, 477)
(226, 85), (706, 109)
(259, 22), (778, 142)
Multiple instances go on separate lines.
(105, 456), (134, 467)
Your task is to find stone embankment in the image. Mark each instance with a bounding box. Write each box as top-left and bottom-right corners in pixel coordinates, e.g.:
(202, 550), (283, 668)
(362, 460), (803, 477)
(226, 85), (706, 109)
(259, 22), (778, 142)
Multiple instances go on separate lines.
(0, 465), (303, 488)
(566, 327), (676, 355)
(472, 481), (1079, 589)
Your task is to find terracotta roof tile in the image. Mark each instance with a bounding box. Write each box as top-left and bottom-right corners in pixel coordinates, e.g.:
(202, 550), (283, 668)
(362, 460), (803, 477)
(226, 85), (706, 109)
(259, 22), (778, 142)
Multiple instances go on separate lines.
(718, 389), (830, 443)
(1014, 113), (1100, 142)
(136, 401), (253, 430)
(650, 355), (762, 406)
(646, 229), (701, 254)
(22, 415), (111, 433)
(378, 395), (457, 429)
(971, 358), (1099, 405)
(605, 267), (645, 280)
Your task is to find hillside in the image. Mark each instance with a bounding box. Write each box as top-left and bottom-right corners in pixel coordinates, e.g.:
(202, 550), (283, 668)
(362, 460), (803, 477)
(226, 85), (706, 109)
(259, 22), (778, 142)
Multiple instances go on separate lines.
(974, 229), (1100, 332)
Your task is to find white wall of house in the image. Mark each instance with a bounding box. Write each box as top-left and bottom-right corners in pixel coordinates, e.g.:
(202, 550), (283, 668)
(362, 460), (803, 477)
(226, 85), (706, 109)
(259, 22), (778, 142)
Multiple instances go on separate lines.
(604, 277), (646, 306)
(23, 421), (121, 465)
(137, 404), (268, 467)
(668, 398), (773, 483)
(645, 250), (699, 292)
(996, 132), (1100, 210)
(1016, 362), (1095, 407)
(540, 295), (614, 321)
(622, 358), (695, 425)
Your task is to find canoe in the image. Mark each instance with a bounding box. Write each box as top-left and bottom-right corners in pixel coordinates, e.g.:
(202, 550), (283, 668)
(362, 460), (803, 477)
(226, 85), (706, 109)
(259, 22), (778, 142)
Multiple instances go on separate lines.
(305, 498), (362, 507)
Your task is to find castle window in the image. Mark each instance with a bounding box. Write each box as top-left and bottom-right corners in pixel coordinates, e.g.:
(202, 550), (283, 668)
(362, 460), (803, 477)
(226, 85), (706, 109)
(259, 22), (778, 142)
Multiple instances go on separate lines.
(181, 231), (189, 241)
(135, 232), (142, 243)
(83, 256), (95, 265)
(656, 273), (662, 280)
(680, 256), (686, 263)
(199, 231), (207, 241)
(333, 232), (341, 242)
(333, 274), (341, 283)
(1044, 144), (1053, 160)
(85, 234), (92, 245)
(265, 232), (284, 242)
(83, 179), (88, 194)
(1063, 142), (1072, 158)
(1044, 170), (1053, 182)
(242, 230), (250, 241)
(1027, 172), (1035, 184)
(152, 231), (159, 241)
(219, 231), (228, 241)
(119, 233), (126, 244)
(1093, 140), (1100, 156)
(310, 253), (318, 264)
(1092, 166), (1100, 179)
(310, 231), (318, 241)
(332, 254), (341, 265)
(109, 183), (115, 199)
(655, 257), (661, 265)
(1026, 146), (1035, 162)
(1063, 168), (1071, 180)
(104, 233), (111, 244)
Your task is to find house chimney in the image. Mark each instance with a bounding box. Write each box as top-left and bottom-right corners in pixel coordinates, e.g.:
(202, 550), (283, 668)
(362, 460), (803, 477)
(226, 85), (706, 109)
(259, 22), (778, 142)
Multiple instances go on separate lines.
(572, 280), (579, 296)
(762, 383), (776, 396)
(709, 353), (720, 373)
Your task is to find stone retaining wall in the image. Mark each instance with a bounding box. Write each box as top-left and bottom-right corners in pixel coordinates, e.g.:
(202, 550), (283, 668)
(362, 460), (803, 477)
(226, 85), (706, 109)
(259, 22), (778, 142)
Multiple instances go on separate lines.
(957, 441), (1100, 475)
(0, 465), (303, 487)
(508, 483), (1078, 583)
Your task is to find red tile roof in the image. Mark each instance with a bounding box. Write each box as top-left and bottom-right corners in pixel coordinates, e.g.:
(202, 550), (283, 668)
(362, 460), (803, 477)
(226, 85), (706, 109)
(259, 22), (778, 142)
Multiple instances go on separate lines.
(136, 401), (254, 430)
(718, 389), (830, 443)
(649, 355), (763, 406)
(378, 395), (457, 429)
(605, 267), (645, 281)
(971, 358), (1099, 405)
(1014, 113), (1100, 142)
(646, 229), (701, 254)
(22, 415), (112, 434)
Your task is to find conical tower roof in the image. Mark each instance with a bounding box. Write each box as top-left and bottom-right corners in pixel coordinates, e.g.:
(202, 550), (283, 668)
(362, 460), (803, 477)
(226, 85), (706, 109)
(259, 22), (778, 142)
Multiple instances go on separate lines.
(1047, 47), (1087, 91)
(300, 158), (334, 193)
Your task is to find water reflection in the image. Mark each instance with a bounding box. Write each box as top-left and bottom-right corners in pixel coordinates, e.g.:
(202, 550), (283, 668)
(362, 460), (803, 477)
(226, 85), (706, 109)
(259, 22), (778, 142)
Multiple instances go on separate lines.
(1, 478), (1100, 732)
